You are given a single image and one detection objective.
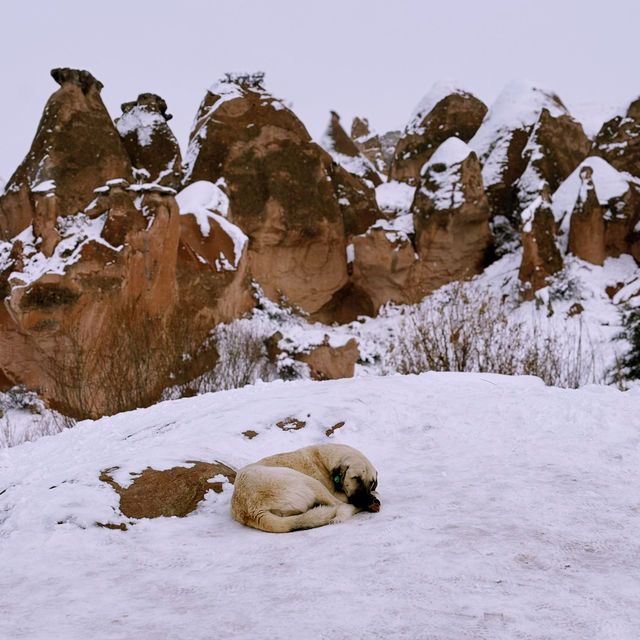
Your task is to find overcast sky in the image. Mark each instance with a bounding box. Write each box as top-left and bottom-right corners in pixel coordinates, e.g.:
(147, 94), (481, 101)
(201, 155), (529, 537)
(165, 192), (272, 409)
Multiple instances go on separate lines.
(1, 0), (639, 181)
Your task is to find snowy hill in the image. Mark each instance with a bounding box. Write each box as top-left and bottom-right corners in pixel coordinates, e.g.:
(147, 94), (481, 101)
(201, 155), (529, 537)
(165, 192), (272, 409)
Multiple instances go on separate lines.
(2, 372), (639, 639)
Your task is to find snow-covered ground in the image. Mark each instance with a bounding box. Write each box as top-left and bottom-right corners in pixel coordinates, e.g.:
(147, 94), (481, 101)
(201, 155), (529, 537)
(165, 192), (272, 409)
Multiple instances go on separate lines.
(1, 372), (639, 639)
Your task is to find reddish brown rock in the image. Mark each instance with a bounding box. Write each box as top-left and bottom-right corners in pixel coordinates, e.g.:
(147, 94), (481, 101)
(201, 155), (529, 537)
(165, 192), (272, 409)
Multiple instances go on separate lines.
(390, 87), (487, 185)
(518, 192), (563, 299)
(321, 111), (382, 187)
(469, 81), (570, 221)
(0, 68), (133, 241)
(410, 138), (492, 294)
(297, 335), (360, 381)
(100, 461), (236, 519)
(516, 108), (590, 210)
(116, 93), (182, 189)
(351, 227), (418, 310)
(592, 97), (640, 177)
(568, 166), (606, 265)
(183, 74), (349, 314)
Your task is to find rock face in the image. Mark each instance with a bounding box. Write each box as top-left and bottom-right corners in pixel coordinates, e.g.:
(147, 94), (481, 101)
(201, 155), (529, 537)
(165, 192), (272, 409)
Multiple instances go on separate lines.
(353, 137), (492, 310)
(321, 111), (382, 187)
(0, 70), (254, 418)
(592, 97), (640, 177)
(183, 74), (349, 315)
(552, 157), (640, 264)
(516, 108), (591, 211)
(567, 166), (607, 265)
(411, 138), (492, 292)
(0, 68), (132, 240)
(390, 83), (488, 185)
(519, 193), (563, 298)
(469, 81), (573, 221)
(116, 93), (182, 189)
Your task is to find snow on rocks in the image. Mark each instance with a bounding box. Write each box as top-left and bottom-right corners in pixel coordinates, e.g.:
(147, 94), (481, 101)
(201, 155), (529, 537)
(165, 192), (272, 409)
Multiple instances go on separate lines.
(417, 137), (473, 210)
(1, 372), (640, 639)
(551, 156), (640, 234)
(469, 79), (568, 188)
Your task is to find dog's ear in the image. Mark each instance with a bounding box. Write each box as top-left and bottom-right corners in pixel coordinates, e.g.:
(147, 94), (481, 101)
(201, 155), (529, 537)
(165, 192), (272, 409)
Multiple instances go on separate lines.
(331, 466), (346, 489)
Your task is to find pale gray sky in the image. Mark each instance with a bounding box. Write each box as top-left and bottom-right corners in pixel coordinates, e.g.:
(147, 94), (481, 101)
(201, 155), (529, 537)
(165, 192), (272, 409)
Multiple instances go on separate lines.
(1, 0), (639, 181)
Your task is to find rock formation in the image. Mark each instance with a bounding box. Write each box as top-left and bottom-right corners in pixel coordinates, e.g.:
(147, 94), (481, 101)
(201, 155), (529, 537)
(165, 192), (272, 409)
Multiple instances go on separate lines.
(411, 137), (493, 292)
(518, 192), (563, 298)
(552, 157), (640, 263)
(0, 68), (133, 240)
(592, 97), (640, 177)
(350, 116), (387, 175)
(567, 166), (607, 265)
(469, 80), (571, 221)
(182, 75), (349, 315)
(0, 70), (254, 418)
(321, 111), (382, 187)
(353, 137), (492, 310)
(516, 108), (590, 211)
(116, 93), (183, 189)
(390, 83), (487, 184)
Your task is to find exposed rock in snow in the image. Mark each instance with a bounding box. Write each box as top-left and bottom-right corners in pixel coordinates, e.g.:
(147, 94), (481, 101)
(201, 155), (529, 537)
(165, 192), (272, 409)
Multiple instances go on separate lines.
(183, 74), (349, 316)
(519, 192), (563, 298)
(320, 111), (382, 187)
(390, 81), (487, 184)
(592, 95), (640, 178)
(0, 68), (133, 241)
(116, 93), (182, 189)
(469, 80), (572, 220)
(350, 116), (388, 175)
(411, 137), (492, 293)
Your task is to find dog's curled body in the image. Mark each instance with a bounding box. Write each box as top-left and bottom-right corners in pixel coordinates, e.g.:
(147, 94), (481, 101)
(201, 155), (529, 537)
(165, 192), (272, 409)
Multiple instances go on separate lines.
(231, 444), (379, 533)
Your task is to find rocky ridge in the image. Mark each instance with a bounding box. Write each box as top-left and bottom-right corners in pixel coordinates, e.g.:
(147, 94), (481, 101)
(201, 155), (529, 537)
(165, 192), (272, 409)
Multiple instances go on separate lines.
(0, 69), (639, 418)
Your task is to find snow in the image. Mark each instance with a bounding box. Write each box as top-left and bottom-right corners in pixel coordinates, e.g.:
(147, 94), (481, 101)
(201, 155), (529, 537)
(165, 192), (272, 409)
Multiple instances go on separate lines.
(1, 372), (640, 639)
(319, 127), (379, 182)
(176, 180), (246, 268)
(31, 179), (56, 193)
(417, 137), (471, 210)
(115, 108), (165, 147)
(374, 180), (415, 214)
(0, 212), (116, 289)
(405, 80), (472, 135)
(469, 80), (568, 188)
(551, 157), (640, 233)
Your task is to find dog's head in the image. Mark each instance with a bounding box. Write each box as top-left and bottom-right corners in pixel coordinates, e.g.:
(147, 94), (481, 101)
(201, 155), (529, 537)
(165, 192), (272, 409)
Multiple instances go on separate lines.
(331, 453), (380, 512)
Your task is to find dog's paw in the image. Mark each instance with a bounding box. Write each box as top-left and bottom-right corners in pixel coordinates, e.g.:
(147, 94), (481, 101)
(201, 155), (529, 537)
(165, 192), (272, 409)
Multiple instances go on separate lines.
(330, 503), (357, 524)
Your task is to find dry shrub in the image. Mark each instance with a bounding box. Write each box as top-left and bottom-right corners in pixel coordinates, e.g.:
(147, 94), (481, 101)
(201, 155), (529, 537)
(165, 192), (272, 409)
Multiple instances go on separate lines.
(384, 283), (599, 388)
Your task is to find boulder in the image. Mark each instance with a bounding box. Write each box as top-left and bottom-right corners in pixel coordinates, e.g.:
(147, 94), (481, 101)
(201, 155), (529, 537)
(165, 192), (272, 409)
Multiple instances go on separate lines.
(100, 461), (236, 519)
(116, 93), (183, 189)
(518, 192), (563, 298)
(390, 82), (487, 184)
(0, 68), (133, 240)
(592, 97), (640, 177)
(182, 74), (349, 315)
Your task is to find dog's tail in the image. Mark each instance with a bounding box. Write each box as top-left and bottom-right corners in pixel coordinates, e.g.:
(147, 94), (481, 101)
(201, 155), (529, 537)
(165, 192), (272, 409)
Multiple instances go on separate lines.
(255, 503), (355, 533)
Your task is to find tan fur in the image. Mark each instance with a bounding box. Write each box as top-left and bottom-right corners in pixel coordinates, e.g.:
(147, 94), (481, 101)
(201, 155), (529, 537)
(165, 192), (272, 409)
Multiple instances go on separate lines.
(231, 444), (378, 533)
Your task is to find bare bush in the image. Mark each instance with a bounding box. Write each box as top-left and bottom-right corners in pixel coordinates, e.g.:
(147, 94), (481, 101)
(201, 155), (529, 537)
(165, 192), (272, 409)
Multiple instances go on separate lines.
(167, 320), (278, 398)
(0, 386), (74, 448)
(384, 283), (600, 388)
